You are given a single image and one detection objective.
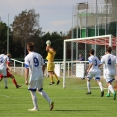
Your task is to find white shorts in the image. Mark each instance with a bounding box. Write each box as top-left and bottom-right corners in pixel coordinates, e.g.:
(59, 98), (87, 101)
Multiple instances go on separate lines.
(105, 74), (115, 83)
(28, 79), (43, 91)
(0, 69), (7, 76)
(87, 73), (100, 80)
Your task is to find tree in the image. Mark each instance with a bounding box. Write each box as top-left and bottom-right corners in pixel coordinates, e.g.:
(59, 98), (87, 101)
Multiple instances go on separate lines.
(0, 21), (8, 51)
(11, 9), (41, 57)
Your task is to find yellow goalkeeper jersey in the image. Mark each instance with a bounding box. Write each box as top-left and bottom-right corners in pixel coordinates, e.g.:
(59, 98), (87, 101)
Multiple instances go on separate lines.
(46, 48), (56, 62)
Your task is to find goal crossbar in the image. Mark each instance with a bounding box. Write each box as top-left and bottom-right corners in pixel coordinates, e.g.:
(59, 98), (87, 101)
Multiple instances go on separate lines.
(64, 35), (117, 46)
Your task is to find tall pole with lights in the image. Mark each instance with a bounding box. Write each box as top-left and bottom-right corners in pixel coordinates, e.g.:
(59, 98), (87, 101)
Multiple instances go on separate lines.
(7, 13), (10, 54)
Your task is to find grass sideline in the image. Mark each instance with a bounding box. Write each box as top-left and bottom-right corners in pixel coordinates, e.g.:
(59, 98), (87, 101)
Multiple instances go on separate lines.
(0, 73), (117, 117)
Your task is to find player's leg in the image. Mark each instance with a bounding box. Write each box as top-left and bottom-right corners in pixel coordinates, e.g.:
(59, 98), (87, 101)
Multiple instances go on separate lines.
(28, 91), (39, 111)
(0, 73), (3, 81)
(38, 89), (54, 110)
(95, 77), (104, 97)
(106, 75), (116, 100)
(28, 80), (38, 111)
(95, 73), (104, 97)
(108, 82), (116, 100)
(106, 88), (110, 97)
(48, 71), (54, 85)
(53, 72), (60, 85)
(8, 72), (22, 88)
(86, 73), (92, 94)
(1, 70), (8, 89)
(37, 79), (54, 111)
(52, 63), (60, 85)
(47, 62), (54, 85)
(4, 76), (8, 89)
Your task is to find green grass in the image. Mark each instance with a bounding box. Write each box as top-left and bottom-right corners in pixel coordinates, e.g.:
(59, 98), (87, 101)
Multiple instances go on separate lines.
(0, 73), (117, 117)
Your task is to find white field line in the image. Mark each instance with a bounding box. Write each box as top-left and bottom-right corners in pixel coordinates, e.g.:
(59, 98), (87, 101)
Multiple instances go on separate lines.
(0, 94), (10, 98)
(0, 94), (108, 99)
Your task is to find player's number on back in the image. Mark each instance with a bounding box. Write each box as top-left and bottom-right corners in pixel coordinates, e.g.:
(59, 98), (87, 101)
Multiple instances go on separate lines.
(33, 57), (39, 67)
(108, 58), (111, 65)
(94, 59), (97, 66)
(0, 57), (4, 63)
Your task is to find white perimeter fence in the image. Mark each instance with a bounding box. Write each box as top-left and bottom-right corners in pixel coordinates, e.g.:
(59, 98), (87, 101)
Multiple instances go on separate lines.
(11, 59), (117, 80)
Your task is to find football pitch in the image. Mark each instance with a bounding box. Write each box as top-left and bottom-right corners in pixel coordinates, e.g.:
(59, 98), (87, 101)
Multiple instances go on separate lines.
(0, 73), (117, 117)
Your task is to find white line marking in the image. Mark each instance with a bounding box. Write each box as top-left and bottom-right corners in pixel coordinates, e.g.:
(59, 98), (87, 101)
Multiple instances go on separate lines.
(0, 94), (106, 99)
(0, 94), (10, 98)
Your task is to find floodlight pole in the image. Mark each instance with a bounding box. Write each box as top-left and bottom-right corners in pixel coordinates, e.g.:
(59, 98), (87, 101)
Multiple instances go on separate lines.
(95, 0), (98, 55)
(71, 5), (74, 75)
(7, 13), (10, 54)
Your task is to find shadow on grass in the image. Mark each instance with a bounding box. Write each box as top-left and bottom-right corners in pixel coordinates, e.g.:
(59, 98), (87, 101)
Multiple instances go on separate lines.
(54, 110), (101, 111)
(41, 110), (101, 112)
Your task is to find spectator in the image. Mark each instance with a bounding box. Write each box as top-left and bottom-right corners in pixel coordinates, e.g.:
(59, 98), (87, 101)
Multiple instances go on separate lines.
(78, 54), (85, 61)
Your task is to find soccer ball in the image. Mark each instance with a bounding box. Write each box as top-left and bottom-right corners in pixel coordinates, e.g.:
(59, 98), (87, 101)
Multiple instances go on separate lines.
(46, 40), (51, 46)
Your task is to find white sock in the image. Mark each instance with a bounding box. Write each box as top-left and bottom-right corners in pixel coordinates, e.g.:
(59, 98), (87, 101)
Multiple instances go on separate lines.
(98, 82), (103, 92)
(108, 85), (114, 94)
(108, 88), (110, 94)
(30, 91), (38, 109)
(4, 77), (7, 87)
(38, 90), (51, 103)
(87, 81), (91, 92)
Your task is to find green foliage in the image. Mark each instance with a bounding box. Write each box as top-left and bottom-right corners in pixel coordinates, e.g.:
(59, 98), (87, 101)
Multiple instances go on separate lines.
(11, 9), (41, 57)
(0, 22), (7, 51)
(0, 8), (71, 58)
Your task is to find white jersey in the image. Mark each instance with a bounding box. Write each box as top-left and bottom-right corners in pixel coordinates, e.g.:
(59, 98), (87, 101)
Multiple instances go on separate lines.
(101, 54), (117, 75)
(88, 55), (100, 74)
(0, 54), (8, 70)
(25, 52), (45, 81)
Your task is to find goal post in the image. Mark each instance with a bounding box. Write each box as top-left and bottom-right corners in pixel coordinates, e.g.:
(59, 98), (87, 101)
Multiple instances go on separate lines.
(63, 34), (117, 89)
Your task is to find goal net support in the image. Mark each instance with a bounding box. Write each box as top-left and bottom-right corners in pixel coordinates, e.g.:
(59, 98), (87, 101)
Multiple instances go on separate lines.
(63, 35), (117, 89)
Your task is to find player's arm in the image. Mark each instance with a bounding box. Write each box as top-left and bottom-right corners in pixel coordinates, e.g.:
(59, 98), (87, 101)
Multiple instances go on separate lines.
(25, 68), (29, 85)
(42, 65), (45, 75)
(7, 62), (12, 71)
(98, 63), (102, 67)
(99, 56), (104, 67)
(41, 57), (45, 75)
(87, 57), (93, 73)
(6, 56), (12, 71)
(24, 58), (29, 85)
(87, 63), (93, 73)
(46, 46), (50, 52)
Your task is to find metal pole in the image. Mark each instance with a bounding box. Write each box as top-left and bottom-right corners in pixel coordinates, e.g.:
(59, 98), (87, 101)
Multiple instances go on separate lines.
(105, 1), (108, 52)
(95, 0), (97, 55)
(76, 11), (78, 60)
(71, 5), (74, 75)
(71, 5), (74, 39)
(7, 13), (10, 54)
(85, 1), (88, 61)
(63, 40), (66, 88)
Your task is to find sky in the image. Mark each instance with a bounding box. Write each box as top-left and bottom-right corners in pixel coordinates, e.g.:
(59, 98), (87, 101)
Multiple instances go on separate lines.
(0, 0), (87, 33)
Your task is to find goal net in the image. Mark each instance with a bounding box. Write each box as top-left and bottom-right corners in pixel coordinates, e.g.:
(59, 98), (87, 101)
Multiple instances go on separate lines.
(63, 35), (117, 89)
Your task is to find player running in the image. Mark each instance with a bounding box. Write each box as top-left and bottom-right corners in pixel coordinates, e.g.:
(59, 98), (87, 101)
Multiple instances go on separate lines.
(86, 49), (104, 97)
(0, 53), (22, 89)
(25, 42), (54, 111)
(99, 46), (116, 100)
(46, 40), (60, 85)
(0, 49), (8, 88)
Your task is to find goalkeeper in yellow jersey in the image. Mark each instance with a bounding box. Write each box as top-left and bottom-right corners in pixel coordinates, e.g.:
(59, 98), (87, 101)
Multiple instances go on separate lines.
(46, 40), (60, 85)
